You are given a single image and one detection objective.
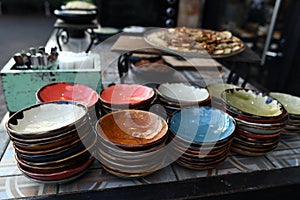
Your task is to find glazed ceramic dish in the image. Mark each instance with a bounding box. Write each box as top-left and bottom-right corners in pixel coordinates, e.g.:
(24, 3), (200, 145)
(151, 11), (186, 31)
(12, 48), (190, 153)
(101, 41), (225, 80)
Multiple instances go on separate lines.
(168, 107), (235, 170)
(9, 119), (90, 145)
(222, 88), (285, 118)
(96, 109), (168, 149)
(99, 84), (155, 109)
(157, 83), (210, 106)
(18, 157), (94, 183)
(36, 82), (99, 108)
(269, 92), (300, 134)
(95, 109), (168, 177)
(221, 89), (287, 156)
(6, 101), (88, 139)
(207, 83), (242, 101)
(269, 92), (300, 115)
(169, 107), (236, 144)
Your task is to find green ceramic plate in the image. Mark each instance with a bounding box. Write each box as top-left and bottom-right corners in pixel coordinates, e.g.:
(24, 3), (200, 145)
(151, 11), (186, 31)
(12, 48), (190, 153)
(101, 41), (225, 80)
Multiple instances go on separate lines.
(207, 83), (242, 100)
(222, 89), (284, 117)
(269, 92), (300, 115)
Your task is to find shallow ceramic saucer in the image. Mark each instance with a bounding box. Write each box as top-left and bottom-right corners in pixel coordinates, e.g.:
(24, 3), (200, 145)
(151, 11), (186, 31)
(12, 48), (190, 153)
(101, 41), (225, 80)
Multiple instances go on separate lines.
(96, 109), (168, 150)
(233, 134), (279, 147)
(18, 157), (94, 183)
(177, 147), (230, 164)
(172, 142), (232, 159)
(224, 105), (288, 124)
(11, 121), (91, 150)
(221, 88), (285, 119)
(98, 152), (163, 174)
(15, 153), (93, 174)
(18, 138), (96, 167)
(36, 82), (99, 108)
(99, 94), (156, 114)
(236, 128), (281, 140)
(231, 145), (275, 156)
(157, 83), (211, 107)
(207, 83), (242, 103)
(13, 130), (91, 155)
(168, 131), (232, 150)
(101, 163), (158, 178)
(233, 111), (288, 126)
(97, 146), (163, 167)
(16, 133), (95, 163)
(6, 101), (88, 139)
(176, 153), (228, 169)
(96, 135), (166, 158)
(99, 84), (155, 109)
(269, 92), (300, 116)
(231, 142), (278, 154)
(169, 107), (236, 145)
(237, 123), (284, 135)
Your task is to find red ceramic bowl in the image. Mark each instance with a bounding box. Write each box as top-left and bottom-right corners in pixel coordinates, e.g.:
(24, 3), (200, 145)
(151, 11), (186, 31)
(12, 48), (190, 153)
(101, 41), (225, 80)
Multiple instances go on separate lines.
(36, 82), (99, 108)
(99, 84), (155, 109)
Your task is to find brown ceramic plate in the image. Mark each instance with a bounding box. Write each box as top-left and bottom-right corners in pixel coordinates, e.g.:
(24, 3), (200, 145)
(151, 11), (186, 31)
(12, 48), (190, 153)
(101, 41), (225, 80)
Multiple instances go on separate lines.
(96, 110), (168, 150)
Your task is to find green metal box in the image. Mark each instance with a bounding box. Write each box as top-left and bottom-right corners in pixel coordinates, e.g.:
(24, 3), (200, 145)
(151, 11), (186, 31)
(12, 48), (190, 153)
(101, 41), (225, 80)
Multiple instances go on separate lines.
(0, 53), (102, 113)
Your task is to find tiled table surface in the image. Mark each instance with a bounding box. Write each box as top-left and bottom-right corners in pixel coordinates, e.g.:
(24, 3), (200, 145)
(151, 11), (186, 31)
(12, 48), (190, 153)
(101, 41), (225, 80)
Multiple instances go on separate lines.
(1, 112), (300, 199)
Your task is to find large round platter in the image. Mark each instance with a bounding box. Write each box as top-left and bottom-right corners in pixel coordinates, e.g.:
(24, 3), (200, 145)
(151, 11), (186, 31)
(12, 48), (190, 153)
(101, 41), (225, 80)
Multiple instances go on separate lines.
(144, 27), (245, 58)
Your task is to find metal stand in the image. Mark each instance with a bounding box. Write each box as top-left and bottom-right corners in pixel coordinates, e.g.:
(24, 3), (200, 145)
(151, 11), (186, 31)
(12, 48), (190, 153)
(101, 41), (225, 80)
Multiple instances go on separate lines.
(54, 19), (98, 53)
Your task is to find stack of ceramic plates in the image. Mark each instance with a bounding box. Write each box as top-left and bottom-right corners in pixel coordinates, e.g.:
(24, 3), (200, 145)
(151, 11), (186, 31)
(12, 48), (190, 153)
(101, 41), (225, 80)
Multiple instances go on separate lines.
(5, 101), (96, 183)
(95, 109), (168, 178)
(206, 82), (242, 109)
(269, 92), (300, 133)
(168, 107), (236, 170)
(221, 88), (288, 156)
(99, 84), (156, 115)
(36, 82), (100, 124)
(156, 82), (211, 116)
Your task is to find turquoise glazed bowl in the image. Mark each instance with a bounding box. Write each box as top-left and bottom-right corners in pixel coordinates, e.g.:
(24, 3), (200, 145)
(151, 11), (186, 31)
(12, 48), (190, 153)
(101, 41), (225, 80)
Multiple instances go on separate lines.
(169, 107), (236, 144)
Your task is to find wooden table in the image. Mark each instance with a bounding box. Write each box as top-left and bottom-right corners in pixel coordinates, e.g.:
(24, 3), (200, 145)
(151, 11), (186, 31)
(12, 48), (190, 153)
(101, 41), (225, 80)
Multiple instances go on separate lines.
(0, 29), (299, 200)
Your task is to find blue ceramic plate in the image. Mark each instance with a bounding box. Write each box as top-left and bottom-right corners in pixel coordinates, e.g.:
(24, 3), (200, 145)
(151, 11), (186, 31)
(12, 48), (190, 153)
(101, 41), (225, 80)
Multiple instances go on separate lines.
(169, 107), (236, 144)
